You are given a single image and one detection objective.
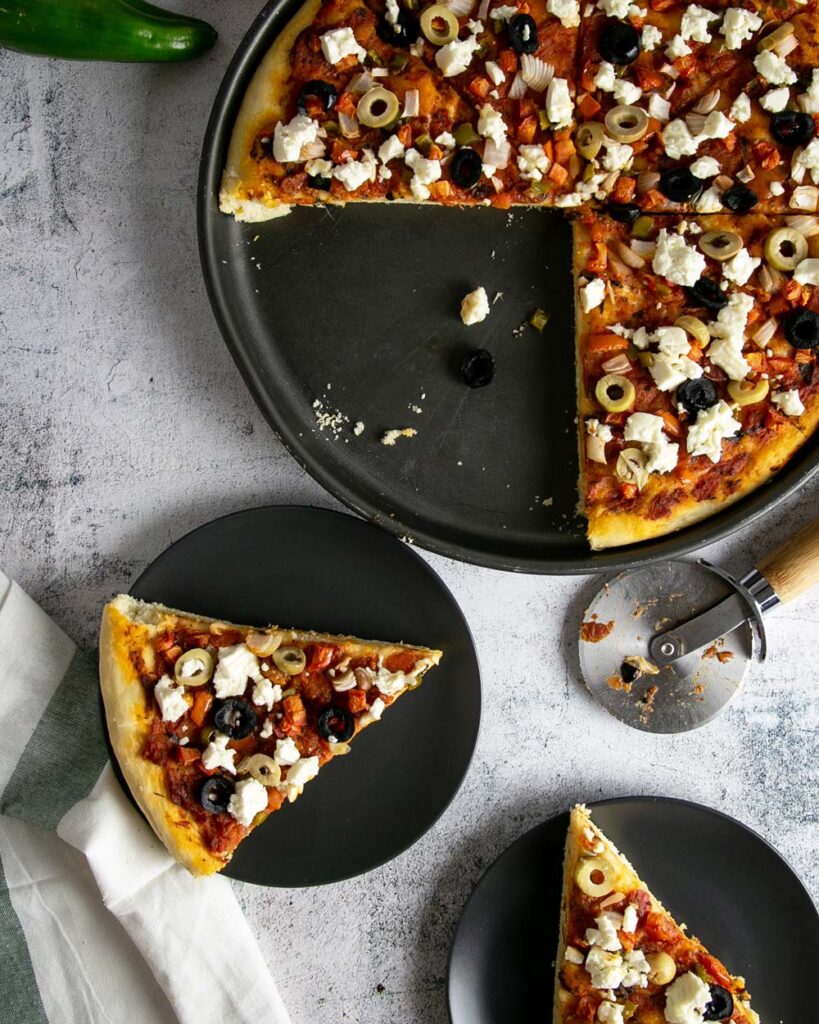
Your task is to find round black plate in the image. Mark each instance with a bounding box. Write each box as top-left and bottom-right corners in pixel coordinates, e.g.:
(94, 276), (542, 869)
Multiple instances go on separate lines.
(448, 796), (819, 1022)
(198, 3), (819, 574)
(128, 505), (481, 886)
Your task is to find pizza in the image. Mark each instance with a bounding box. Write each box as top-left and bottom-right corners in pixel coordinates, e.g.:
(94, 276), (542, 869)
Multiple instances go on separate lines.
(218, 0), (819, 548)
(99, 594), (441, 875)
(554, 805), (759, 1024)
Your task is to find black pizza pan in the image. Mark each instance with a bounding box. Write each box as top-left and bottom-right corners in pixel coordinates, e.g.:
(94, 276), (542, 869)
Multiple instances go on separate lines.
(198, 1), (819, 574)
(116, 505), (480, 887)
(448, 796), (819, 1023)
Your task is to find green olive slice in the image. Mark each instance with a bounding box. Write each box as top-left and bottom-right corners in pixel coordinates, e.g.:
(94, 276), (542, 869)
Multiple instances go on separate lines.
(698, 230), (743, 261)
(575, 121), (604, 160)
(174, 648), (214, 687)
(273, 646), (307, 676)
(357, 86), (401, 128)
(604, 105), (649, 144)
(238, 754), (282, 787)
(595, 373), (636, 413)
(420, 4), (459, 45)
(728, 378), (770, 405)
(674, 315), (710, 347)
(575, 856), (615, 898)
(764, 226), (808, 271)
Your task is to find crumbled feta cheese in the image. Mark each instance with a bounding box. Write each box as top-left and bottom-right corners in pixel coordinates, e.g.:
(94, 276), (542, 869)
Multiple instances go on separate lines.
(730, 93), (751, 124)
(518, 143), (551, 180)
(435, 132), (456, 150)
(320, 26), (366, 66)
(690, 155), (720, 179)
(272, 114), (320, 163)
(686, 400), (741, 461)
(586, 913), (623, 951)
(754, 49), (797, 86)
(546, 77), (573, 129)
(385, 0), (400, 25)
(581, 277), (606, 312)
(801, 69), (819, 113)
(760, 86), (790, 113)
(461, 286), (491, 324)
(359, 696), (386, 726)
(662, 119), (699, 160)
(597, 1004), (624, 1024)
(624, 412), (679, 473)
(769, 180), (785, 196)
(622, 949), (650, 988)
(641, 24), (662, 50)
(794, 257), (819, 284)
(305, 157), (332, 179)
(274, 736), (301, 766)
(378, 134), (406, 164)
(720, 7), (762, 49)
(772, 388), (805, 415)
(252, 676), (283, 711)
(601, 138), (633, 172)
(490, 4), (517, 18)
(404, 148), (441, 200)
(708, 335), (751, 380)
(485, 60), (505, 85)
(593, 61), (617, 91)
(478, 103), (507, 145)
(228, 777), (268, 827)
(564, 946), (585, 964)
(548, 0), (580, 26)
(202, 732), (237, 774)
(652, 229), (706, 287)
(436, 34), (481, 76)
(649, 327), (703, 391)
(622, 904), (638, 933)
(794, 138), (819, 183)
(666, 34), (692, 59)
(613, 79), (643, 105)
(213, 644), (262, 698)
(154, 675), (188, 722)
(680, 4), (719, 43)
(722, 247), (761, 286)
(334, 150), (377, 191)
(648, 92), (671, 121)
(695, 186), (722, 213)
(664, 971), (711, 1024)
(280, 756), (320, 801)
(702, 110), (733, 139)
(597, 0), (630, 17)
(260, 718), (274, 739)
(178, 657), (205, 679)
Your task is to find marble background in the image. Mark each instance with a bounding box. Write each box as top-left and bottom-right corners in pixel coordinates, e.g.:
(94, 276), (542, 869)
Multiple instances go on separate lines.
(2, 5), (818, 1020)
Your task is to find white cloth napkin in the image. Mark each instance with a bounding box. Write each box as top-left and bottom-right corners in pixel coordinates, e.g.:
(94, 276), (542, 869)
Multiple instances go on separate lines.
(0, 572), (292, 1024)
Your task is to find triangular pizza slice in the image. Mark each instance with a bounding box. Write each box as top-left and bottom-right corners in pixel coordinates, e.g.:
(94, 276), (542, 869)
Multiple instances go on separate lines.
(554, 805), (759, 1024)
(100, 594), (441, 875)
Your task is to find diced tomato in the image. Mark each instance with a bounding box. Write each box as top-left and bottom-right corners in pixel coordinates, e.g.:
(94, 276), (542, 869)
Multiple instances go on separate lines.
(331, 139), (358, 163)
(636, 65), (664, 91)
(554, 138), (576, 163)
(518, 115), (538, 143)
(429, 180), (452, 199)
(586, 242), (608, 274)
(519, 98), (538, 119)
(576, 93), (601, 119)
(498, 49), (517, 74)
(492, 191), (513, 209)
(587, 334), (628, 353)
(336, 92), (357, 116)
(266, 788), (285, 813)
(753, 141), (781, 170)
(610, 176), (636, 203)
(542, 139), (554, 162)
(547, 162), (568, 187)
(384, 650), (420, 673)
(618, 482), (638, 500)
(190, 689), (213, 727)
(697, 952), (733, 989)
(768, 356), (796, 375)
(795, 350), (814, 363)
(783, 279), (803, 304)
(154, 632), (176, 653)
(643, 911), (682, 943)
(659, 410), (681, 438)
(176, 745), (200, 765)
(641, 189), (667, 210)
(227, 734), (257, 758)
(347, 688), (369, 714)
(282, 694), (307, 735)
(307, 643), (336, 673)
(469, 76), (492, 100)
(396, 123), (412, 147)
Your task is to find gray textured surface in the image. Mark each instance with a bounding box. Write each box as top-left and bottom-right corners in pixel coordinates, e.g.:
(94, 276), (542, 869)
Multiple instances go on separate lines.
(2, 6), (818, 1021)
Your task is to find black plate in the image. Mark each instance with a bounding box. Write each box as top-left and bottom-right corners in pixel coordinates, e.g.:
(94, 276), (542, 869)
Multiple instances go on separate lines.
(198, 3), (819, 574)
(448, 796), (819, 1022)
(128, 505), (480, 886)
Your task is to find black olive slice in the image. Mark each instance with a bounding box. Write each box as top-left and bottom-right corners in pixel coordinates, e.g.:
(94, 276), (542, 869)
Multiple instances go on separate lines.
(770, 110), (815, 147)
(460, 348), (495, 388)
(659, 167), (701, 203)
(620, 660), (639, 683)
(317, 705), (355, 742)
(200, 776), (234, 814)
(296, 79), (338, 116)
(676, 377), (718, 419)
(450, 147), (483, 189)
(508, 13), (538, 53)
(606, 202), (641, 224)
(784, 307), (819, 349)
(213, 698), (258, 739)
(599, 19), (641, 65)
(703, 985), (734, 1022)
(684, 277), (728, 311)
(721, 185), (758, 213)
(307, 174), (333, 190)
(377, 8), (420, 47)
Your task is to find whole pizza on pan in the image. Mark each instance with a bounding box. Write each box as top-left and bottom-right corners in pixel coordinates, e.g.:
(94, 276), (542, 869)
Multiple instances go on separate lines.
(219, 0), (819, 548)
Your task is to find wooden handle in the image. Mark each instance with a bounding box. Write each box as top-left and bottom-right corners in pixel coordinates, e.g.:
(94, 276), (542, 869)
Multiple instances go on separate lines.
(757, 516), (819, 604)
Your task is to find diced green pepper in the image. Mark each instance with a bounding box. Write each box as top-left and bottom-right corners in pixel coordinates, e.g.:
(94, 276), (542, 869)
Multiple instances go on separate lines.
(390, 52), (409, 72)
(530, 308), (550, 332)
(367, 47), (384, 66)
(453, 122), (481, 146)
(414, 132), (433, 153)
(631, 215), (654, 240)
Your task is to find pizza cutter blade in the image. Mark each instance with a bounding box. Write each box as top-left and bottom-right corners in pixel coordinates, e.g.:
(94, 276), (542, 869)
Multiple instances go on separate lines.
(578, 515), (819, 734)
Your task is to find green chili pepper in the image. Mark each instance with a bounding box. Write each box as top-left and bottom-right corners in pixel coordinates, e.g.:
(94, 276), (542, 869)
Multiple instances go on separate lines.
(0, 0), (217, 62)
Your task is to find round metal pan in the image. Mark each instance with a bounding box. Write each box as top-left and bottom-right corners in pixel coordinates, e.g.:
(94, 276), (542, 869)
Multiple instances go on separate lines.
(197, 1), (819, 574)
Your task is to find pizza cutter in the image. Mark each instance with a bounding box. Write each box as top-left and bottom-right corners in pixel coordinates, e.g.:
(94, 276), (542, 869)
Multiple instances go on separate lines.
(579, 515), (819, 733)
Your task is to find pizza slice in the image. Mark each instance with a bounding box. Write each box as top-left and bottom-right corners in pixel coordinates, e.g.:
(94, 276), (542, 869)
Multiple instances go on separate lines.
(573, 208), (819, 548)
(219, 0), (584, 221)
(99, 594), (441, 875)
(553, 804), (759, 1024)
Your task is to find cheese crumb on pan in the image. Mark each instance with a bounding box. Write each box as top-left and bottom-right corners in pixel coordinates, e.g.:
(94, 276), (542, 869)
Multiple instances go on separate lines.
(461, 286), (490, 325)
(381, 428), (417, 446)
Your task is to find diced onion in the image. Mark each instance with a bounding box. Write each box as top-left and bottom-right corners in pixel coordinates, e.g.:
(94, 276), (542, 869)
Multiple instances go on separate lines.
(786, 214), (819, 237)
(614, 240), (645, 268)
(601, 352), (632, 374)
(444, 0), (475, 15)
(713, 174), (733, 191)
(339, 111), (360, 138)
(483, 137), (510, 169)
(752, 317), (778, 348)
(630, 240), (656, 257)
(790, 185), (819, 211)
(691, 89), (720, 115)
(508, 72), (528, 100)
(348, 71), (374, 94)
(372, 66), (389, 77)
(299, 139), (327, 160)
(491, 175), (504, 192)
(774, 33), (799, 58)
(402, 88), (420, 118)
(520, 54), (554, 92)
(736, 164), (755, 183)
(636, 171), (660, 194)
(685, 112), (706, 135)
(478, 0), (491, 19)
